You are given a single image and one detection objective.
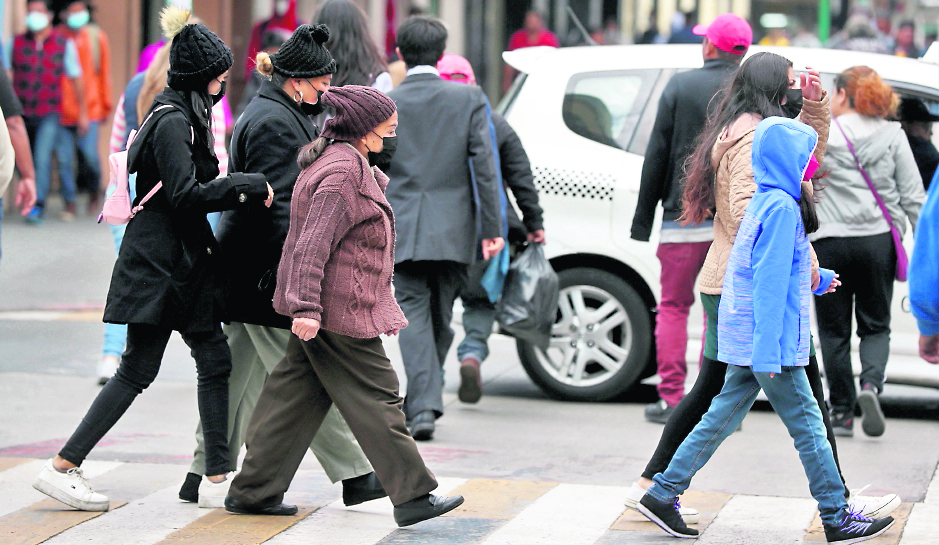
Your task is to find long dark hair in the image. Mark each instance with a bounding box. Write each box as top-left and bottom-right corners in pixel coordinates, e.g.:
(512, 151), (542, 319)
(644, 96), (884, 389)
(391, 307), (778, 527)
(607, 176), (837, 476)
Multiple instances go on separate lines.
(681, 52), (793, 225)
(312, 0), (387, 87)
(187, 88), (215, 152)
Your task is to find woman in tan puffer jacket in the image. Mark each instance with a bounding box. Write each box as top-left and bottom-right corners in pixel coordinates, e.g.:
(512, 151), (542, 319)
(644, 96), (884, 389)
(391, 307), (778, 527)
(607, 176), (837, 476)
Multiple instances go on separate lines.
(627, 52), (900, 522)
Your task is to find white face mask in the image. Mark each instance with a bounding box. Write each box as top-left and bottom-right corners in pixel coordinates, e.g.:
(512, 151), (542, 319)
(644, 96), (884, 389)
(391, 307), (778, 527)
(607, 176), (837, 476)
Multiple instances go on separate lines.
(25, 12), (50, 33)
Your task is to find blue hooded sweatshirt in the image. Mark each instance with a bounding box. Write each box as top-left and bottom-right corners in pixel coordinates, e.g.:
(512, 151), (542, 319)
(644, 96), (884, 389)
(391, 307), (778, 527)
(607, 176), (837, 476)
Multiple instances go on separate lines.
(718, 117), (836, 374)
(910, 168), (939, 335)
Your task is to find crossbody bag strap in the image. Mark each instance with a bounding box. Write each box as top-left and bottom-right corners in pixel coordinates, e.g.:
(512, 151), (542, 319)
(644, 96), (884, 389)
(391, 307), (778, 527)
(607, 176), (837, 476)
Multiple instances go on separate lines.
(132, 104), (189, 210)
(832, 117), (897, 229)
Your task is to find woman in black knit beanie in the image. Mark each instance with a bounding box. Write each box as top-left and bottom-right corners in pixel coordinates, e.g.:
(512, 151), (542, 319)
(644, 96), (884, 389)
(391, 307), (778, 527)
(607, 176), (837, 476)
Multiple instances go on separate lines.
(31, 5), (272, 512)
(177, 23), (393, 510)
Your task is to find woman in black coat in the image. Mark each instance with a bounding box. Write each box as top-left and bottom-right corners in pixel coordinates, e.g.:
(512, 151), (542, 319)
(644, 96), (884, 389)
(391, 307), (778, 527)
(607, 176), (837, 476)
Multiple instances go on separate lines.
(179, 25), (386, 510)
(32, 7), (271, 512)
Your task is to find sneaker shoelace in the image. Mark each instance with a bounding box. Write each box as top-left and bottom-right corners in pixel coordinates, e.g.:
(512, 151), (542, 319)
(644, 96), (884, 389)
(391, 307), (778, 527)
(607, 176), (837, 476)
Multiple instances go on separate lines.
(673, 498), (683, 514)
(841, 507), (874, 535)
(66, 467), (94, 491)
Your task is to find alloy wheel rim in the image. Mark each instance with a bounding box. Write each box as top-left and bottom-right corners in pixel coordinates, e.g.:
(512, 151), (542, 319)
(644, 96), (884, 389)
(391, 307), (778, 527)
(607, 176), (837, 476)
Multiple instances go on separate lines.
(532, 284), (633, 388)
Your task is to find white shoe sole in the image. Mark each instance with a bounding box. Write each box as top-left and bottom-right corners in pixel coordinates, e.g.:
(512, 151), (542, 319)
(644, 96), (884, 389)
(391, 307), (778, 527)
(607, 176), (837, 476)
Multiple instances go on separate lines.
(32, 477), (109, 511)
(856, 494), (901, 519)
(828, 519), (894, 545)
(636, 502), (698, 539)
(198, 495), (226, 508)
(857, 391), (885, 437)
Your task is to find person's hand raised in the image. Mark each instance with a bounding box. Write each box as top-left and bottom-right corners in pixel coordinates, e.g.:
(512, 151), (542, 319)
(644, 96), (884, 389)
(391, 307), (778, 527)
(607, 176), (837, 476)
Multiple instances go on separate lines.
(800, 67), (823, 102)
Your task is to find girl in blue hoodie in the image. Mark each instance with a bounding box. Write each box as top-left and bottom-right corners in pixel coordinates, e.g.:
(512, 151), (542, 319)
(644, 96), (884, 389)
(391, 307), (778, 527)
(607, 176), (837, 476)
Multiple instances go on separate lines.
(638, 117), (895, 545)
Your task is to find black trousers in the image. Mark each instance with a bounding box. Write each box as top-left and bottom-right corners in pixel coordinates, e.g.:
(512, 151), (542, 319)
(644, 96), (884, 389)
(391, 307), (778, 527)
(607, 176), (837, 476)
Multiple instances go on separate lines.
(813, 233), (896, 414)
(59, 323), (232, 475)
(393, 260), (469, 420)
(641, 355), (847, 495)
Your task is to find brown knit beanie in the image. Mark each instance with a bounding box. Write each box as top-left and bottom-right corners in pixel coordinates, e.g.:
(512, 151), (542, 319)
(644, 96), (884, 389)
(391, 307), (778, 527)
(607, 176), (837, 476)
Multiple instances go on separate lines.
(320, 86), (396, 141)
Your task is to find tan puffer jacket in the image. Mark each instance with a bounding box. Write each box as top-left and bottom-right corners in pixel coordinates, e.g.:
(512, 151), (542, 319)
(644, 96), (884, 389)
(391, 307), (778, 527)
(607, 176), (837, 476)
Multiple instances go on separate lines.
(698, 93), (830, 295)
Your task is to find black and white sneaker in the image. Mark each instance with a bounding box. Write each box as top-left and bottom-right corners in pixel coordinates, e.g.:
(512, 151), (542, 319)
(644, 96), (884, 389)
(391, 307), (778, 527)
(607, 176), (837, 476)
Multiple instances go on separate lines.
(637, 493), (698, 538)
(824, 510), (894, 545)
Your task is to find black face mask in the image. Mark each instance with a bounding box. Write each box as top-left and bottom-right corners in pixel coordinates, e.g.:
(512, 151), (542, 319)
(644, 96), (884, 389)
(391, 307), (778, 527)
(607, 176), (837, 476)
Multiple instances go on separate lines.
(300, 90), (326, 116)
(782, 88), (803, 119)
(368, 135), (398, 169)
(212, 81), (226, 105)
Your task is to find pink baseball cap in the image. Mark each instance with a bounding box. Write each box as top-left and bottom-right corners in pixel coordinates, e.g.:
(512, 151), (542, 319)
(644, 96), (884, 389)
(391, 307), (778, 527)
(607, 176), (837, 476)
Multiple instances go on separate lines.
(692, 13), (752, 54)
(437, 53), (476, 85)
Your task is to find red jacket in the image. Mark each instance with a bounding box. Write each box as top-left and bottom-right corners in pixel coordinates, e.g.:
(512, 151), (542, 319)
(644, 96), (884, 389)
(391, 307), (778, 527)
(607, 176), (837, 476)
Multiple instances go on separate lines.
(273, 142), (407, 338)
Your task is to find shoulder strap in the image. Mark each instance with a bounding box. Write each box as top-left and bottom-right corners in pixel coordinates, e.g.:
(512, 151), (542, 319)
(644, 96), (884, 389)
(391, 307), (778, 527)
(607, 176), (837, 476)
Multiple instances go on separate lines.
(130, 104), (194, 210)
(833, 117), (897, 229)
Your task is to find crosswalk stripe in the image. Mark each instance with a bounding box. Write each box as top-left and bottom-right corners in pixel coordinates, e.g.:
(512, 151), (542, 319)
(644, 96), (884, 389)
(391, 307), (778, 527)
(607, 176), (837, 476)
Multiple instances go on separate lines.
(900, 458), (939, 545)
(264, 477), (467, 545)
(0, 460), (122, 518)
(443, 478), (557, 520)
(477, 483), (628, 545)
(0, 458), (33, 472)
(694, 495), (816, 544)
(154, 506), (316, 545)
(0, 499), (126, 545)
(41, 484), (215, 545)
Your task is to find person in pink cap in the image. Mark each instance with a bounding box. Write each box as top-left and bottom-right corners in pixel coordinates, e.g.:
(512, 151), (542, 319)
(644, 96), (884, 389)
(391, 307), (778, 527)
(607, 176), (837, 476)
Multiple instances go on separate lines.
(632, 13), (752, 429)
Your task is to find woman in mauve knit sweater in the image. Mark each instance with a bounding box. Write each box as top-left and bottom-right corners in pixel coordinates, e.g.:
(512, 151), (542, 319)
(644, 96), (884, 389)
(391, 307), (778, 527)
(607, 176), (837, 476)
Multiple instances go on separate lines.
(225, 85), (465, 526)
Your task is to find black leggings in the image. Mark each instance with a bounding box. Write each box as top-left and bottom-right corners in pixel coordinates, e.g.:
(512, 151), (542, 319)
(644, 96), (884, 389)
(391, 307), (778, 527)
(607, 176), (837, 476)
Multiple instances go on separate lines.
(59, 323), (232, 475)
(641, 355), (847, 496)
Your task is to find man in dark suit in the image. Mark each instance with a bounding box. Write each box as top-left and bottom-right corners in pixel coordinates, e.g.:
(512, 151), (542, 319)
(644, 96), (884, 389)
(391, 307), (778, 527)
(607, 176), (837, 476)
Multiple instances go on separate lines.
(386, 16), (504, 441)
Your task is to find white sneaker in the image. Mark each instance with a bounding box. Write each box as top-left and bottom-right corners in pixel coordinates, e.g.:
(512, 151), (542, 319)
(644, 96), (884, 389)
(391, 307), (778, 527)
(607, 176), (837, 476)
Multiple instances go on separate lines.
(624, 482), (699, 524)
(33, 459), (109, 511)
(97, 355), (120, 385)
(848, 485), (901, 518)
(198, 475), (232, 508)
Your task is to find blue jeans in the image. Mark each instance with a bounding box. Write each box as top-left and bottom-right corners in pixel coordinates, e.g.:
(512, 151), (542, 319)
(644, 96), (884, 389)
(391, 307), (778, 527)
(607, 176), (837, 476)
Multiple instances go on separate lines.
(457, 284), (496, 363)
(61, 121), (101, 194)
(24, 115), (76, 209)
(648, 364), (848, 526)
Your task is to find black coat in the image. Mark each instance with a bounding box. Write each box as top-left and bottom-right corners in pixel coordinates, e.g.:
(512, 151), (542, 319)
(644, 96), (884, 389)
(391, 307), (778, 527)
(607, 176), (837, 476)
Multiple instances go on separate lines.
(103, 89), (268, 333)
(216, 79), (318, 329)
(630, 58), (738, 241)
(491, 112), (543, 243)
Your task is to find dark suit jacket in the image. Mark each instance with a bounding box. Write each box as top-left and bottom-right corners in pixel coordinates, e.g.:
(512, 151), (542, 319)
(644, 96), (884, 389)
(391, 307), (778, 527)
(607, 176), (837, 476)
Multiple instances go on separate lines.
(216, 79), (318, 328)
(386, 72), (501, 265)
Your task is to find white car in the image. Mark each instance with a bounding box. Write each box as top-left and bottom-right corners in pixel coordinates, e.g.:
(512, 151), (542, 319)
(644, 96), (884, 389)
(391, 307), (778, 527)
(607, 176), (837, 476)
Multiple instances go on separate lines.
(499, 43), (939, 401)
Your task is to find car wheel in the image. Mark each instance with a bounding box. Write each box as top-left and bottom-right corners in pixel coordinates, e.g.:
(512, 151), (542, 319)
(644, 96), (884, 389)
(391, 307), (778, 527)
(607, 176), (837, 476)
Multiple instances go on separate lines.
(516, 267), (653, 401)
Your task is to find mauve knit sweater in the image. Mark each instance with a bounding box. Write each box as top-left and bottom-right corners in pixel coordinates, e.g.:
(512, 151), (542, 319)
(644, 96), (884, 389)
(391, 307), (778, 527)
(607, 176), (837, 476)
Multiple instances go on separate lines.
(273, 142), (407, 338)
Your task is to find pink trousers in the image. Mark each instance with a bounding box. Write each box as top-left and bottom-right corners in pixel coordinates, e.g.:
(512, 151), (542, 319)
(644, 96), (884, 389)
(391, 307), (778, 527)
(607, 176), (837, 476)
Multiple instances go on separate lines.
(654, 241), (711, 406)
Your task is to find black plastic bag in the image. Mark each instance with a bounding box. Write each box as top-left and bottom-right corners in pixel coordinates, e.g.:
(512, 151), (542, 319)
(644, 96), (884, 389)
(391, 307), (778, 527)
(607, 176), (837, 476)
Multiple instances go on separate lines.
(496, 244), (559, 350)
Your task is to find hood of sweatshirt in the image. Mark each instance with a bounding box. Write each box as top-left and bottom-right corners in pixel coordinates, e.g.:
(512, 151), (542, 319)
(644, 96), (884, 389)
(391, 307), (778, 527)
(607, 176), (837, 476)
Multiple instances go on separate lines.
(752, 117), (818, 200)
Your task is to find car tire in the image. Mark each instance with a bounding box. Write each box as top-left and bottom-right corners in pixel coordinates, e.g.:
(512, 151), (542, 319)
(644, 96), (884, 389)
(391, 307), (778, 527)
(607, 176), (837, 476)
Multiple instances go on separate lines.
(516, 267), (653, 401)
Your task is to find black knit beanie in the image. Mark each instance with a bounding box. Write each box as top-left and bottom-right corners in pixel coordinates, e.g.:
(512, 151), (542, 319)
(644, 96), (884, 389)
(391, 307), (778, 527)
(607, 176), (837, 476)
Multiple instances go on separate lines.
(270, 24), (337, 78)
(320, 86), (396, 142)
(166, 23), (234, 91)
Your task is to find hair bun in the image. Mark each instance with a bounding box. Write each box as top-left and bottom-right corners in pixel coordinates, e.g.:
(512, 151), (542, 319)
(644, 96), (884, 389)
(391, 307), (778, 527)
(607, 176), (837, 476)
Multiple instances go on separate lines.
(256, 51), (274, 76)
(160, 5), (191, 39)
(311, 24), (330, 44)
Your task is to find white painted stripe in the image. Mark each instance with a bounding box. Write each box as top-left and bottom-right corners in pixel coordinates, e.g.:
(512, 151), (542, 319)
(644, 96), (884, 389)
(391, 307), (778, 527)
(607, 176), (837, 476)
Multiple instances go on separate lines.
(0, 460), (122, 517)
(0, 310), (67, 321)
(265, 477), (468, 545)
(899, 503), (939, 545)
(479, 483), (627, 545)
(924, 459), (939, 505)
(42, 483), (214, 545)
(900, 459), (939, 545)
(694, 495), (817, 545)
